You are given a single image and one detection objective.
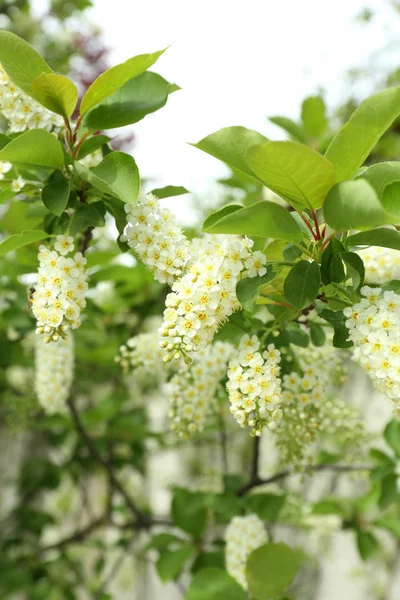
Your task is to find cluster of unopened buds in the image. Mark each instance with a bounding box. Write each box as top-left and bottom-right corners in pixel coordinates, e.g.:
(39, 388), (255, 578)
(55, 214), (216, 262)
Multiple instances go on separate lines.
(0, 63), (63, 133)
(35, 334), (74, 414)
(357, 245), (400, 284)
(225, 513), (268, 590)
(168, 341), (234, 437)
(115, 332), (168, 380)
(227, 334), (282, 436)
(31, 235), (88, 343)
(344, 286), (400, 413)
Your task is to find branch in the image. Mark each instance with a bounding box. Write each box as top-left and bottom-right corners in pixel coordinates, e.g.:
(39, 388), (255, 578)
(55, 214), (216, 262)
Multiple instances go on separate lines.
(237, 463), (373, 496)
(39, 516), (105, 554)
(66, 397), (151, 528)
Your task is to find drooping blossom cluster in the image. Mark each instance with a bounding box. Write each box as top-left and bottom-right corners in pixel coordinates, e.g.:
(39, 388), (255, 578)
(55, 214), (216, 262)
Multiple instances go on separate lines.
(121, 192), (191, 285)
(115, 331), (168, 381)
(357, 246), (400, 284)
(31, 235), (88, 342)
(168, 341), (234, 437)
(159, 237), (266, 362)
(276, 343), (364, 467)
(35, 334), (74, 414)
(0, 64), (63, 133)
(344, 286), (400, 412)
(227, 334), (282, 436)
(224, 514), (268, 590)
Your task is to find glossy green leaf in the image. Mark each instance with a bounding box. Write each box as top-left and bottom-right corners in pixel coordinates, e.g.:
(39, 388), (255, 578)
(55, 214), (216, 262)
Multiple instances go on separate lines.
(191, 126), (267, 180)
(70, 201), (106, 235)
(309, 322), (326, 346)
(0, 31), (52, 96)
(42, 170), (70, 216)
(151, 185), (189, 199)
(0, 129), (63, 169)
(186, 568), (247, 600)
(171, 489), (207, 538)
(236, 268), (277, 311)
(301, 96), (327, 137)
(80, 48), (166, 115)
(84, 71), (176, 130)
(156, 546), (194, 582)
(356, 531), (378, 561)
(77, 134), (111, 160)
(245, 141), (336, 209)
(0, 230), (47, 257)
(342, 252), (365, 290)
(246, 542), (300, 599)
(32, 72), (78, 117)
(284, 260), (321, 309)
(382, 181), (400, 218)
(320, 309), (352, 348)
(347, 228), (400, 250)
(268, 116), (306, 142)
(323, 179), (392, 231)
(320, 239), (346, 285)
(203, 201), (303, 242)
(325, 86), (400, 181)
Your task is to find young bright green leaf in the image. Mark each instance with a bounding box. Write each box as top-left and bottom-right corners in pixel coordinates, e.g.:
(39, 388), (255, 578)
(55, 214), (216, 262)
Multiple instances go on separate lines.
(0, 129), (63, 169)
(347, 228), (400, 250)
(203, 201), (303, 242)
(283, 260), (321, 309)
(323, 179), (392, 231)
(191, 126), (268, 180)
(246, 542), (300, 599)
(202, 205), (243, 231)
(151, 185), (189, 199)
(245, 141), (336, 209)
(0, 230), (47, 257)
(156, 546), (194, 582)
(268, 116), (306, 143)
(186, 568), (247, 600)
(0, 190), (15, 205)
(42, 170), (70, 216)
(80, 48), (166, 115)
(32, 72), (78, 118)
(384, 420), (400, 458)
(356, 531), (378, 561)
(382, 181), (400, 218)
(84, 71), (175, 130)
(325, 85), (400, 181)
(76, 135), (111, 160)
(301, 96), (327, 138)
(236, 268), (278, 312)
(0, 31), (52, 97)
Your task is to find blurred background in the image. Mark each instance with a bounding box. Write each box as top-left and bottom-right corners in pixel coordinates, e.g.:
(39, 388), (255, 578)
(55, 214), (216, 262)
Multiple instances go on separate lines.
(2, 1), (400, 599)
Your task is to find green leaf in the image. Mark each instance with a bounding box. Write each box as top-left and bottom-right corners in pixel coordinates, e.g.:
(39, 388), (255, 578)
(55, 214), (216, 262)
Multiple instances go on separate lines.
(375, 518), (400, 539)
(382, 182), (400, 218)
(356, 530), (378, 561)
(0, 230), (47, 257)
(70, 201), (106, 235)
(342, 252), (365, 290)
(151, 185), (189, 199)
(284, 260), (321, 309)
(156, 546), (194, 582)
(384, 420), (400, 458)
(246, 542), (300, 600)
(203, 201), (303, 242)
(236, 268), (277, 311)
(323, 179), (392, 231)
(191, 126), (268, 180)
(191, 551), (225, 574)
(0, 31), (52, 97)
(285, 322), (309, 347)
(309, 322), (326, 346)
(172, 489), (207, 538)
(0, 189), (16, 205)
(245, 493), (286, 522)
(42, 170), (70, 216)
(32, 72), (78, 118)
(268, 116), (306, 143)
(76, 151), (140, 205)
(319, 309), (352, 348)
(77, 134), (111, 160)
(245, 141), (336, 209)
(347, 228), (400, 250)
(320, 239), (346, 285)
(84, 71), (175, 130)
(186, 568), (247, 600)
(80, 48), (166, 115)
(325, 85), (400, 181)
(301, 96), (327, 138)
(202, 205), (243, 231)
(379, 473), (398, 509)
(146, 533), (187, 551)
(0, 129), (63, 169)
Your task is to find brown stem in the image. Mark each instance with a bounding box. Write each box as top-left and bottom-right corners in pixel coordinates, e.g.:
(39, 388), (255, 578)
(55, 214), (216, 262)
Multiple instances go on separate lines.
(321, 232), (337, 252)
(78, 226), (94, 254)
(311, 210), (321, 240)
(72, 131), (91, 160)
(295, 208), (317, 240)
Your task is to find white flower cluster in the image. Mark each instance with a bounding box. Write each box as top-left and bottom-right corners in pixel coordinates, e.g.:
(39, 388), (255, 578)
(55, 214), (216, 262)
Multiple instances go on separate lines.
(168, 341), (234, 437)
(116, 332), (168, 378)
(35, 334), (74, 414)
(344, 286), (400, 411)
(227, 334), (282, 436)
(0, 64), (63, 133)
(357, 246), (400, 284)
(159, 237), (266, 362)
(121, 193), (191, 285)
(31, 235), (88, 342)
(225, 513), (268, 590)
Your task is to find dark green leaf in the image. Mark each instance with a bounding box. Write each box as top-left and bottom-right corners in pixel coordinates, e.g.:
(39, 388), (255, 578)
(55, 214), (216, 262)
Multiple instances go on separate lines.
(77, 135), (111, 160)
(356, 530), (378, 561)
(245, 493), (286, 522)
(319, 309), (352, 348)
(70, 201), (105, 235)
(379, 473), (398, 509)
(42, 170), (70, 216)
(320, 239), (346, 285)
(342, 252), (365, 290)
(284, 260), (321, 309)
(374, 518), (400, 539)
(347, 228), (400, 250)
(384, 420), (400, 458)
(236, 268), (277, 311)
(246, 542), (300, 599)
(186, 568), (247, 600)
(285, 322), (309, 347)
(191, 551), (225, 574)
(156, 546), (194, 582)
(309, 322), (326, 346)
(172, 488), (207, 538)
(146, 533), (187, 551)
